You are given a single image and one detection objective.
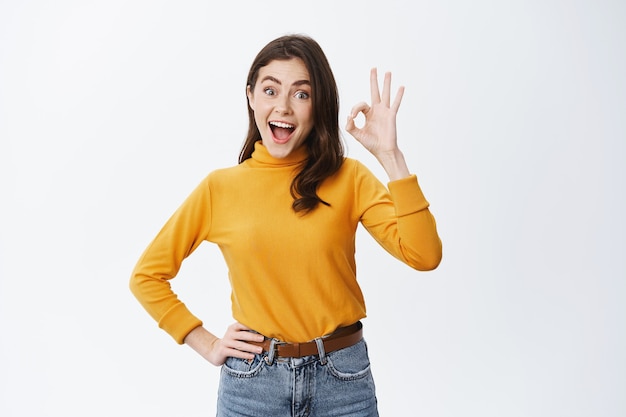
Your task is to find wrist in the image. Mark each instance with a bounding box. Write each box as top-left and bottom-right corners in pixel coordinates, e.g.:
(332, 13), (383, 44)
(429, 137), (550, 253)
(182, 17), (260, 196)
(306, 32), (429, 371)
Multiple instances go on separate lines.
(185, 326), (220, 362)
(376, 148), (410, 181)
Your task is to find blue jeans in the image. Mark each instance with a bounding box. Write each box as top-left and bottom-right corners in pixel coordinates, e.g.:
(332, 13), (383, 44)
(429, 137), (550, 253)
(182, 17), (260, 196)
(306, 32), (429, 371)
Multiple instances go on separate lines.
(216, 338), (379, 417)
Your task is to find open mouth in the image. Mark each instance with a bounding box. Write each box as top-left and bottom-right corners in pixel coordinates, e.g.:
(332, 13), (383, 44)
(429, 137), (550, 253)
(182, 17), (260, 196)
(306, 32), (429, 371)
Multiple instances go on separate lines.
(269, 121), (295, 142)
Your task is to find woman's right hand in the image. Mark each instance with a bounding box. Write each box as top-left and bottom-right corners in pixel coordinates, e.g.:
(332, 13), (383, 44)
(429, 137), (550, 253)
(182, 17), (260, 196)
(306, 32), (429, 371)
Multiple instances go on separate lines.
(184, 322), (265, 366)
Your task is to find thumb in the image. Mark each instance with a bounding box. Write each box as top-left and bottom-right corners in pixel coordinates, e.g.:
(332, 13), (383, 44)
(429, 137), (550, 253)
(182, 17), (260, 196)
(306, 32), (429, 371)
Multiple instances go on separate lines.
(345, 114), (362, 138)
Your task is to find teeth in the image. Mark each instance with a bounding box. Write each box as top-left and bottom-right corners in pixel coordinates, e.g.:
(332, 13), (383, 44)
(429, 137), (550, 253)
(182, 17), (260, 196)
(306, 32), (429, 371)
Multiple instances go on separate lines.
(270, 121), (294, 129)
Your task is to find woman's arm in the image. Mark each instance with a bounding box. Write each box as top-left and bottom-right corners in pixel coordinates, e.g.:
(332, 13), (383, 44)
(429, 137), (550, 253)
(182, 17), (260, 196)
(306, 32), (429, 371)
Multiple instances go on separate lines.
(347, 68), (442, 270)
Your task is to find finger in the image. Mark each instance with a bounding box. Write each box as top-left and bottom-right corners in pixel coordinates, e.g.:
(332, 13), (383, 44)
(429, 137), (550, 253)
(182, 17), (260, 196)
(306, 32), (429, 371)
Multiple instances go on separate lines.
(346, 114), (356, 133)
(349, 101), (370, 118)
(382, 72), (392, 107)
(391, 85), (405, 113)
(220, 336), (263, 356)
(236, 330), (265, 343)
(346, 102), (369, 136)
(233, 340), (264, 354)
(370, 67), (380, 104)
(224, 346), (258, 360)
(345, 114), (362, 137)
(228, 322), (264, 342)
(230, 322), (252, 331)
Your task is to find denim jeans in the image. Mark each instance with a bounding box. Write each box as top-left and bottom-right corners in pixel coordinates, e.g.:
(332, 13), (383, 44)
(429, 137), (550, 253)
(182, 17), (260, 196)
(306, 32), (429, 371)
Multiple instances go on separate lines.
(216, 338), (379, 417)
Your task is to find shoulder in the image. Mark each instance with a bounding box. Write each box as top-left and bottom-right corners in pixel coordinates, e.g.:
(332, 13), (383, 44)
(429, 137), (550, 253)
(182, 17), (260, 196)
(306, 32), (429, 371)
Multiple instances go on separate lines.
(338, 157), (366, 174)
(337, 157), (378, 181)
(322, 158), (383, 193)
(205, 163), (246, 182)
(183, 165), (243, 197)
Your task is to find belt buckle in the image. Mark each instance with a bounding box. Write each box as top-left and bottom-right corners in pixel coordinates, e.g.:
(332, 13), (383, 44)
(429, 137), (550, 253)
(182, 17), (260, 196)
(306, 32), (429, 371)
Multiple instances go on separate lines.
(271, 340), (301, 358)
(264, 338), (281, 364)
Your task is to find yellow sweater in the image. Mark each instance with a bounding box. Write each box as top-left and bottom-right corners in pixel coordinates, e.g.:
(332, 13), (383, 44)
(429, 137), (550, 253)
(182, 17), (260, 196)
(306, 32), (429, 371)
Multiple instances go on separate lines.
(130, 142), (442, 343)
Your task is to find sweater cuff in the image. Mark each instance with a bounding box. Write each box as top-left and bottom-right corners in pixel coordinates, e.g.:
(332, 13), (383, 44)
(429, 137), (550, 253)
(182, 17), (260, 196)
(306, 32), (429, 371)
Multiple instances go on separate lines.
(388, 174), (430, 217)
(158, 303), (203, 344)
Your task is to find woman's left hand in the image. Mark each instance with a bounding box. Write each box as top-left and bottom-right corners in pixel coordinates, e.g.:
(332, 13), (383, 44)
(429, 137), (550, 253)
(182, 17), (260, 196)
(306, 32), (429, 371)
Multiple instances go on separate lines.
(346, 68), (411, 181)
(346, 68), (405, 158)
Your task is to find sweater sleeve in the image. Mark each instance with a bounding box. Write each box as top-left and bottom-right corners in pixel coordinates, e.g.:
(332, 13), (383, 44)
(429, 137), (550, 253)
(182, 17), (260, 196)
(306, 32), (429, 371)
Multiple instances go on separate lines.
(129, 175), (213, 344)
(356, 162), (442, 271)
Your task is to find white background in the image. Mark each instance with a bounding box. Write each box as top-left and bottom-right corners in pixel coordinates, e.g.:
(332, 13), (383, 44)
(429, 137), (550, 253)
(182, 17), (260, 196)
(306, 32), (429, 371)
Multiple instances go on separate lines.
(1, 1), (624, 416)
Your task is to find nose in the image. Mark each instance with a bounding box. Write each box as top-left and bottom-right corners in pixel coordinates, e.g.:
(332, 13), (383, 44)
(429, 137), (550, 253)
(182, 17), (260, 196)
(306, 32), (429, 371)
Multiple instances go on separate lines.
(275, 95), (291, 115)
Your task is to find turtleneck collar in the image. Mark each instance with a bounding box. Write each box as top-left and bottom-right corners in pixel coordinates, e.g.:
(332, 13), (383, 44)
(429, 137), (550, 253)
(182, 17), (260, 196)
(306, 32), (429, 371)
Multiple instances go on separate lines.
(249, 141), (308, 167)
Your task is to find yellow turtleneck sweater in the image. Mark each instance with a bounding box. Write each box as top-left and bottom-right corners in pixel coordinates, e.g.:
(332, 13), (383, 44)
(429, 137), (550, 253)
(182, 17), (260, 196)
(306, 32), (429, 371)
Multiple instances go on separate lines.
(130, 142), (442, 343)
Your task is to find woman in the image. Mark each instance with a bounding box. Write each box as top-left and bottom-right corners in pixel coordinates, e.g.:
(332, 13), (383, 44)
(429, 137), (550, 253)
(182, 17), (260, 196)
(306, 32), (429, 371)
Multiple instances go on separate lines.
(130, 34), (442, 416)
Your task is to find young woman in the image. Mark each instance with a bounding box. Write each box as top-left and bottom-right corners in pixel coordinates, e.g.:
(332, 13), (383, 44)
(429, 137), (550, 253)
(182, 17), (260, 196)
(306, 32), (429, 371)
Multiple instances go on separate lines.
(130, 34), (442, 416)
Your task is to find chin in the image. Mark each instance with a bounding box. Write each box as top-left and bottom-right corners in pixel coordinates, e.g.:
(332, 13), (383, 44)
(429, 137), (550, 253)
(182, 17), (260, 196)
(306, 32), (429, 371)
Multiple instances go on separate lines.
(263, 137), (298, 158)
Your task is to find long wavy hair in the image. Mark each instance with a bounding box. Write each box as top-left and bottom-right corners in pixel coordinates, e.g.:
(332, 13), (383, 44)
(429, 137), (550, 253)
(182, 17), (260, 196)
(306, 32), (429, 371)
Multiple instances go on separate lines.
(239, 34), (344, 214)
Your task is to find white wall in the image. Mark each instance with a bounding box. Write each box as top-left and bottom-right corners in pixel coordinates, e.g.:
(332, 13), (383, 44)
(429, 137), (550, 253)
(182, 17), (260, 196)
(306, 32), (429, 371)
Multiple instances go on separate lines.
(1, 1), (624, 416)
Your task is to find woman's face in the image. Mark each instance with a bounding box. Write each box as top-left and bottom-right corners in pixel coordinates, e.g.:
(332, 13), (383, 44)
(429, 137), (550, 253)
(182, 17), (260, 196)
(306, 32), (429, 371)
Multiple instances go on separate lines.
(247, 58), (314, 159)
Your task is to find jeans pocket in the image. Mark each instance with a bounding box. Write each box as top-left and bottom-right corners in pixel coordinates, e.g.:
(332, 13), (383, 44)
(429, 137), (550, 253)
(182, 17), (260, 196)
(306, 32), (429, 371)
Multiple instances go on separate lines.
(325, 339), (372, 381)
(221, 355), (265, 378)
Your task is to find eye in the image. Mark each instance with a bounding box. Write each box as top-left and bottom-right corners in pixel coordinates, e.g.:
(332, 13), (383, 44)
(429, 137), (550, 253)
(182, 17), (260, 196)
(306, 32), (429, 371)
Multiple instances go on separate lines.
(263, 87), (276, 96)
(295, 91), (310, 100)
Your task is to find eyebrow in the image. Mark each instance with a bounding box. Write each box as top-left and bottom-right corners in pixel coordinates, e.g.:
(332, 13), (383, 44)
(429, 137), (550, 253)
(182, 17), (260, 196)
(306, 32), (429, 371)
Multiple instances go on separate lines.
(260, 75), (310, 87)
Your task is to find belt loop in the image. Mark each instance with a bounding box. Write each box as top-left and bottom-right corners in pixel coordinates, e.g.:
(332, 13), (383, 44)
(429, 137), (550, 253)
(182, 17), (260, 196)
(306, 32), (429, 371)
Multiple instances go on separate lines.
(264, 338), (278, 365)
(314, 337), (327, 365)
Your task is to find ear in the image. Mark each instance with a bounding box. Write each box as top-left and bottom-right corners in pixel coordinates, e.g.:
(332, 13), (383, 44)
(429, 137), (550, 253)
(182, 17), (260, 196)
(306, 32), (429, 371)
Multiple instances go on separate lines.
(246, 85), (255, 111)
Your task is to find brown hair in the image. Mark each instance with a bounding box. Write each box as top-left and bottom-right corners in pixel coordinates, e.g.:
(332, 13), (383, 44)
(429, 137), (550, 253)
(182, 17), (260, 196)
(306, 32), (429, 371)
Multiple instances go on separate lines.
(239, 34), (344, 214)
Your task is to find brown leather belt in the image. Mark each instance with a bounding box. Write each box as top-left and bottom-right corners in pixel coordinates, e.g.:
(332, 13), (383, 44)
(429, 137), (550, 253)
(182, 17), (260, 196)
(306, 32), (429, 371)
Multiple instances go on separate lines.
(249, 322), (363, 358)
